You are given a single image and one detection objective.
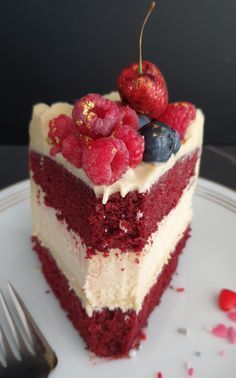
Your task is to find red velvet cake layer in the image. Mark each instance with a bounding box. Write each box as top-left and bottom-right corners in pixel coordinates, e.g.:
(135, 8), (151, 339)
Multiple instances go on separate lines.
(30, 150), (198, 253)
(32, 226), (190, 357)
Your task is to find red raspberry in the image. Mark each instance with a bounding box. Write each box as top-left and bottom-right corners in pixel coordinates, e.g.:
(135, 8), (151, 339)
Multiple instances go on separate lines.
(158, 102), (196, 139)
(114, 125), (144, 168)
(48, 114), (77, 147)
(118, 104), (139, 130)
(72, 94), (120, 139)
(82, 138), (129, 185)
(61, 134), (83, 168)
(49, 145), (61, 157)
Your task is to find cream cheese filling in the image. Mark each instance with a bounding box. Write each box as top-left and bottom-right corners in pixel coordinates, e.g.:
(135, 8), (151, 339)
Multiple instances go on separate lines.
(29, 92), (204, 204)
(31, 173), (197, 316)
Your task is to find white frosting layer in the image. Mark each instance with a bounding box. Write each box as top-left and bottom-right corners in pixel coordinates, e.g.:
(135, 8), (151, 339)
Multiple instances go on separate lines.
(31, 175), (197, 316)
(29, 92), (204, 204)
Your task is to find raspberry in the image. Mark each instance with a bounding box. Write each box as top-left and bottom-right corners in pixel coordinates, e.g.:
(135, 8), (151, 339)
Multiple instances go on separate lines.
(118, 104), (139, 130)
(72, 94), (120, 139)
(61, 134), (83, 168)
(48, 114), (77, 147)
(82, 137), (129, 185)
(114, 125), (144, 168)
(158, 102), (196, 139)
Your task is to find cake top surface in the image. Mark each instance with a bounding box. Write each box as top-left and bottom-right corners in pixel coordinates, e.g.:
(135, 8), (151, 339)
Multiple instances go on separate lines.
(29, 0), (205, 203)
(29, 92), (204, 204)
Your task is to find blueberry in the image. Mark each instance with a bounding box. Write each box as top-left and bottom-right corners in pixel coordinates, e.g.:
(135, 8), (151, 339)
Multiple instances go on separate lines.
(138, 114), (150, 129)
(172, 128), (181, 154)
(140, 121), (179, 163)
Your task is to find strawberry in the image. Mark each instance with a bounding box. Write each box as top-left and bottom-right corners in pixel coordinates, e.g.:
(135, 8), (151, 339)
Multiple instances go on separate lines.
(118, 60), (168, 119)
(117, 2), (168, 119)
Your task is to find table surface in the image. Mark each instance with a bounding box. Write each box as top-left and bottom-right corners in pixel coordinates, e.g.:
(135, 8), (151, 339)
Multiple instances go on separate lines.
(0, 145), (235, 192)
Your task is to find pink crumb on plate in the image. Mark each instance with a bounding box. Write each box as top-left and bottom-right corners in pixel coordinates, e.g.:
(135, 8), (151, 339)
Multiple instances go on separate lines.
(211, 323), (228, 338)
(219, 350), (226, 357)
(227, 311), (236, 322)
(157, 373), (163, 378)
(176, 287), (185, 292)
(227, 326), (236, 344)
(187, 367), (194, 376)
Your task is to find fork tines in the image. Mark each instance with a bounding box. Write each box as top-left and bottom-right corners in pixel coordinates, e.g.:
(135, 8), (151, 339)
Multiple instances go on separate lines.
(0, 283), (57, 377)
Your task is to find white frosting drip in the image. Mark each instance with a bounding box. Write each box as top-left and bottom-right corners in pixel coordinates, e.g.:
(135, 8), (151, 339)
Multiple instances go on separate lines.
(29, 92), (204, 203)
(31, 176), (197, 315)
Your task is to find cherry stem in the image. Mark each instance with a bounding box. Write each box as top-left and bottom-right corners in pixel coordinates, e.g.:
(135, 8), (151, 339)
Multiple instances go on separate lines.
(138, 0), (157, 75)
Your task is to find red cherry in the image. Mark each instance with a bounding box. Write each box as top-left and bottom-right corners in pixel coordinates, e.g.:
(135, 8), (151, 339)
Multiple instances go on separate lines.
(117, 1), (168, 118)
(218, 289), (236, 311)
(118, 60), (168, 119)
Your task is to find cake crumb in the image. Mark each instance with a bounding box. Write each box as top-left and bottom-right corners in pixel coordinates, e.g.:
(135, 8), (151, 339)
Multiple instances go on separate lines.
(121, 268), (125, 271)
(227, 326), (236, 344)
(129, 349), (137, 358)
(211, 323), (228, 338)
(45, 290), (50, 294)
(219, 350), (226, 357)
(169, 285), (185, 292)
(227, 310), (236, 322)
(136, 211), (143, 220)
(157, 372), (163, 378)
(177, 327), (190, 336)
(134, 257), (140, 264)
(176, 287), (185, 292)
(187, 367), (194, 376)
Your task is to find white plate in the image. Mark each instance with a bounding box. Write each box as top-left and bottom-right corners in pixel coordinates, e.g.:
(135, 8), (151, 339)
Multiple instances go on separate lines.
(0, 178), (235, 377)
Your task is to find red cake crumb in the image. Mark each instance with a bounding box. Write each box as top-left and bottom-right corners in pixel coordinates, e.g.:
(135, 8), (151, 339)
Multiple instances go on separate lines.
(32, 226), (190, 357)
(157, 372), (163, 378)
(187, 367), (194, 376)
(176, 287), (185, 293)
(30, 150), (199, 254)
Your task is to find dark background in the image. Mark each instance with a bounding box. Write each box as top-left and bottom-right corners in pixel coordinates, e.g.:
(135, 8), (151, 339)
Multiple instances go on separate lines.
(0, 0), (236, 145)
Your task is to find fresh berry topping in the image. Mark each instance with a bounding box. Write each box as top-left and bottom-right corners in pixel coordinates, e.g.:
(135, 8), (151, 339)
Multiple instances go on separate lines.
(138, 114), (150, 129)
(158, 102), (196, 139)
(114, 125), (144, 168)
(118, 104), (139, 129)
(140, 121), (181, 162)
(61, 134), (83, 168)
(172, 128), (181, 154)
(49, 145), (61, 157)
(48, 114), (77, 148)
(82, 137), (129, 185)
(118, 60), (168, 119)
(218, 289), (236, 311)
(72, 94), (120, 139)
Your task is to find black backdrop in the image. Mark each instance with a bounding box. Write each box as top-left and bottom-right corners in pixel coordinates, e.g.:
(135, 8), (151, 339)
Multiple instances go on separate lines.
(0, 0), (236, 145)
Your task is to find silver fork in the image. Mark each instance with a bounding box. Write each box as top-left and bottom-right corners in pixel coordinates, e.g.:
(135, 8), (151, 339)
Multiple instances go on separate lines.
(0, 283), (57, 377)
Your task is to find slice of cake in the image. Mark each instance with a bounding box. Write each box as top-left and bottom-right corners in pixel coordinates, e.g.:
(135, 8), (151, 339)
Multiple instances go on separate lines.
(29, 1), (204, 358)
(29, 91), (204, 357)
